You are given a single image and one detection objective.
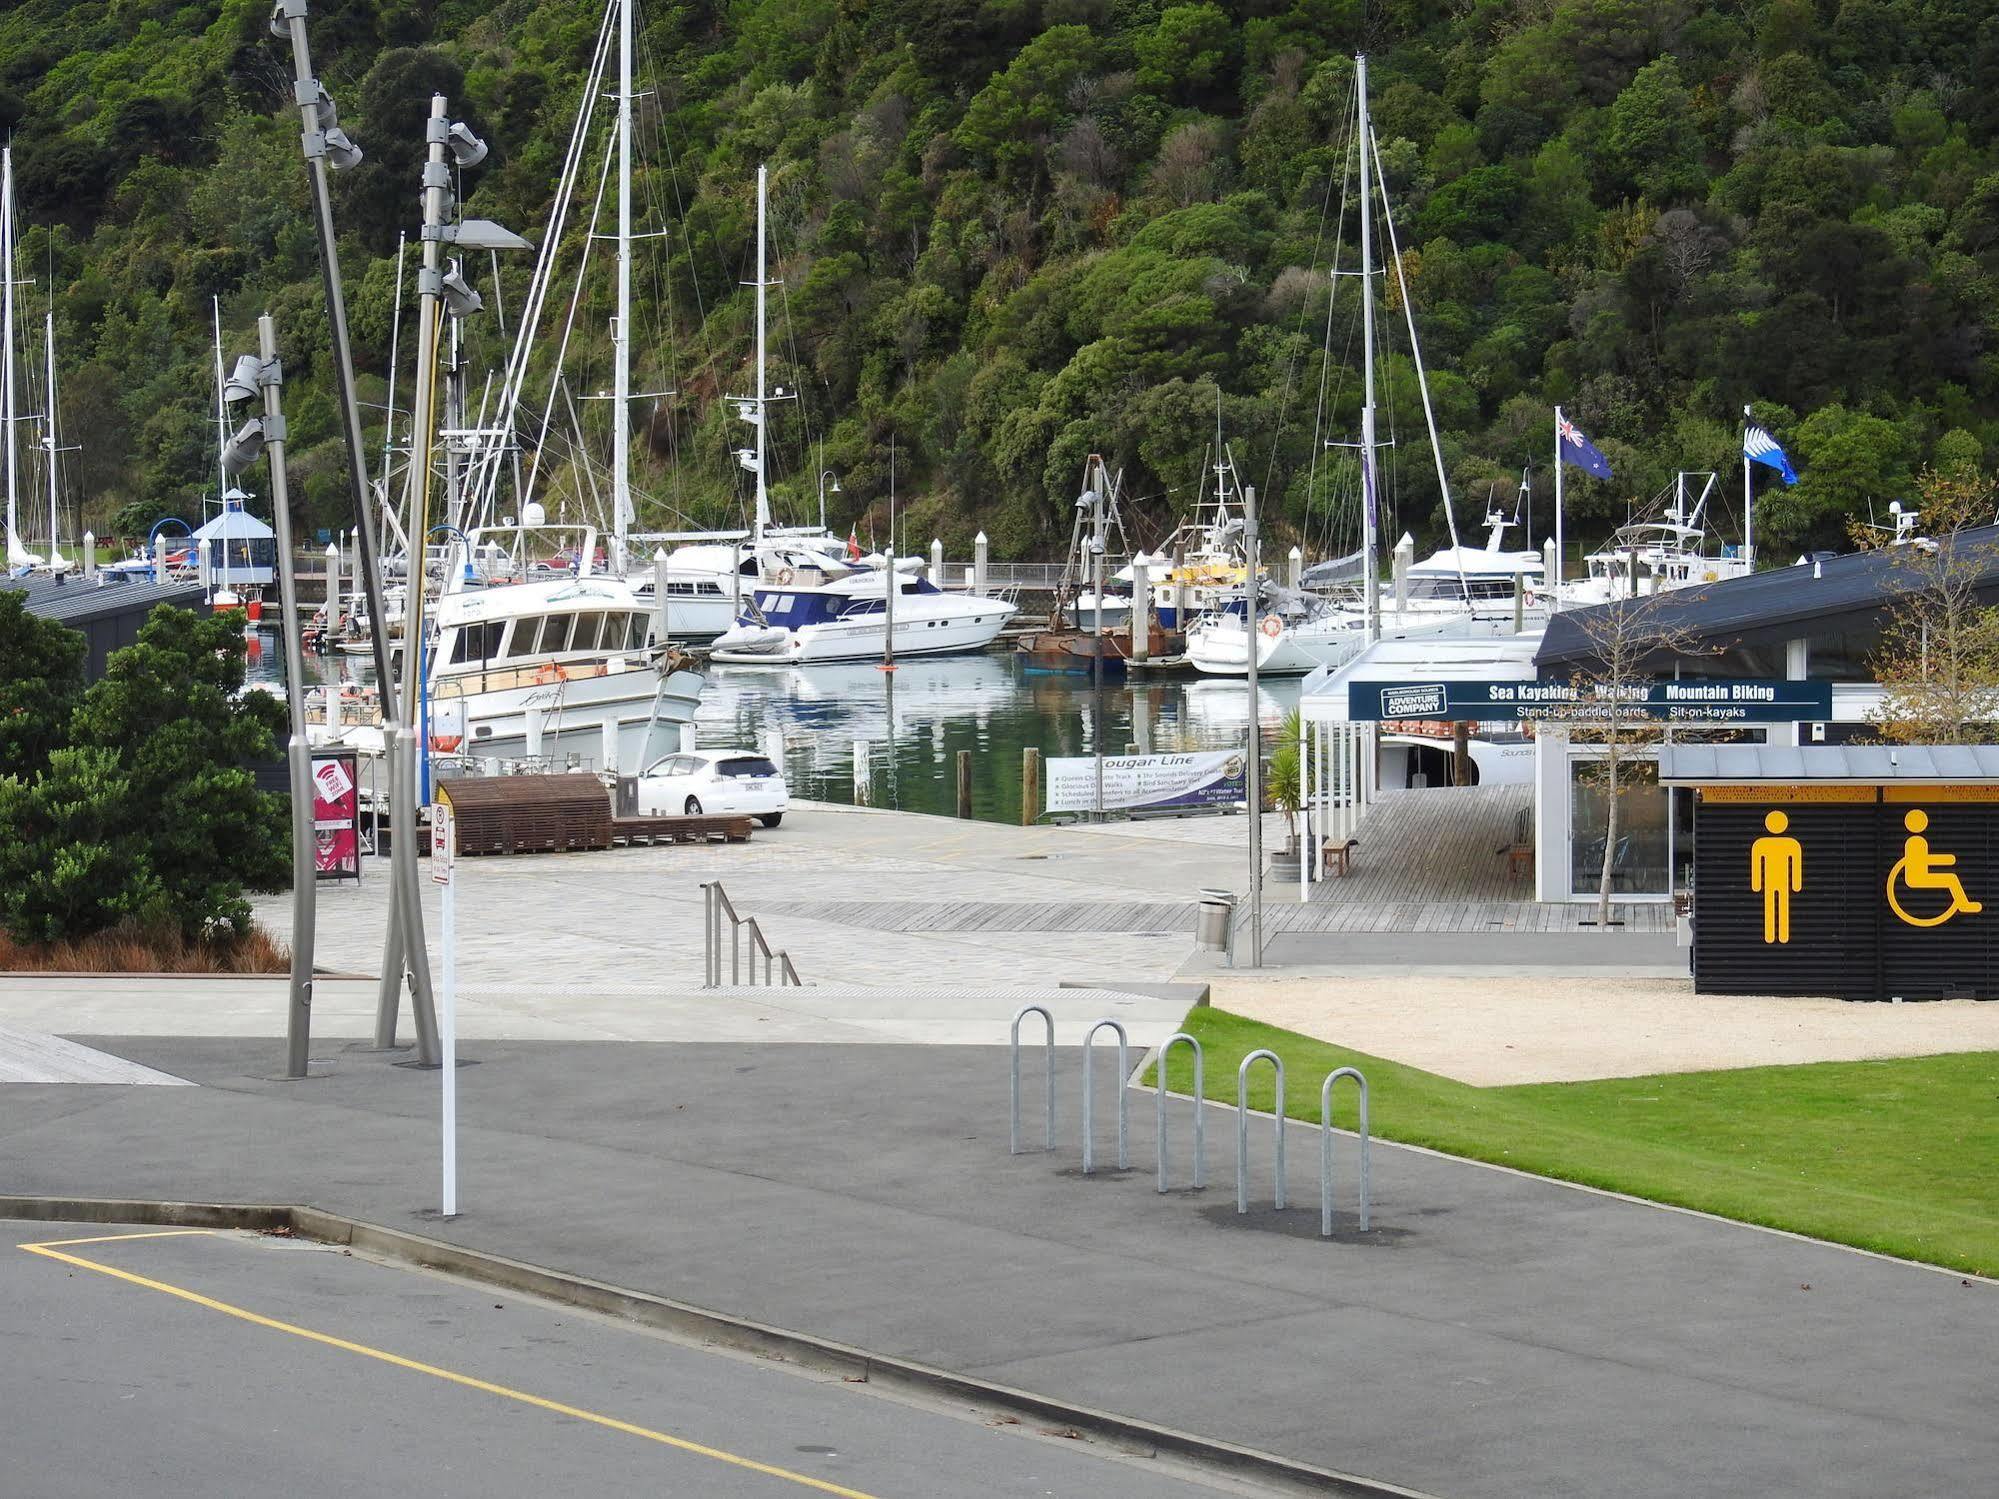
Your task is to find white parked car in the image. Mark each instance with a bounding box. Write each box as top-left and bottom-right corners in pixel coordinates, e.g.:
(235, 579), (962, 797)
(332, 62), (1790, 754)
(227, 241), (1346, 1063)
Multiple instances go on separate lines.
(635, 749), (789, 826)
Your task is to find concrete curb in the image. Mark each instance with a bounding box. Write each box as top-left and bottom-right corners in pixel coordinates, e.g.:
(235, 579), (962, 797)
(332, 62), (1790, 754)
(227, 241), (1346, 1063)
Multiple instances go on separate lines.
(2, 1194), (1436, 1499)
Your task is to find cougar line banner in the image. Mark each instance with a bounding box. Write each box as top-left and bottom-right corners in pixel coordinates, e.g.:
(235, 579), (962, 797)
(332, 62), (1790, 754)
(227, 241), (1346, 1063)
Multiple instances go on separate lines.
(310, 751), (362, 882)
(1045, 751), (1245, 815)
(1348, 678), (1832, 724)
(1693, 785), (1999, 999)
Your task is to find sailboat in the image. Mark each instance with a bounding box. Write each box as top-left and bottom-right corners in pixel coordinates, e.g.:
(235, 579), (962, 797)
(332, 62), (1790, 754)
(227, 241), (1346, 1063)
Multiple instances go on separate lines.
(1186, 54), (1538, 677)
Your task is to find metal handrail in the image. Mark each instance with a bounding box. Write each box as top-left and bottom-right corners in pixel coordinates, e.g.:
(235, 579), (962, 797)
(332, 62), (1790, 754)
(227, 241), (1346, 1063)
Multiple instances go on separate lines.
(701, 881), (803, 987)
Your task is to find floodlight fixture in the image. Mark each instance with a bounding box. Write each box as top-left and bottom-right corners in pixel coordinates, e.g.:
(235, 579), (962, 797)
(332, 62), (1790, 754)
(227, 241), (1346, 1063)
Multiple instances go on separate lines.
(450, 218), (531, 251)
(439, 265), (483, 317)
(221, 418), (267, 478)
(322, 126), (363, 170)
(445, 121), (488, 168)
(223, 354), (265, 404)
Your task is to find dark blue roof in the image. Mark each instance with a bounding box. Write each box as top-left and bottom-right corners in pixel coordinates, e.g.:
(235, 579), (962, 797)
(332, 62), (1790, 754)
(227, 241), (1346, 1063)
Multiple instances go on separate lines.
(1, 572), (205, 626)
(1536, 524), (1999, 671)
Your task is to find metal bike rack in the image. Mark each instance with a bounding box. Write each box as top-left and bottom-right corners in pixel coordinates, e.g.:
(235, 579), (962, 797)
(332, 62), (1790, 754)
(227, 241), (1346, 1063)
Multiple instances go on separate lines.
(1319, 1067), (1371, 1235)
(701, 881), (803, 988)
(1010, 1004), (1056, 1155)
(1236, 1048), (1287, 1213)
(1081, 1018), (1129, 1174)
(1155, 1032), (1205, 1192)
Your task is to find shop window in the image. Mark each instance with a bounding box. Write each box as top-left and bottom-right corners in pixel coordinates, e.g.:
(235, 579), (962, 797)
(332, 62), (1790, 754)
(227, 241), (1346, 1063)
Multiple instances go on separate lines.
(1569, 757), (1670, 897)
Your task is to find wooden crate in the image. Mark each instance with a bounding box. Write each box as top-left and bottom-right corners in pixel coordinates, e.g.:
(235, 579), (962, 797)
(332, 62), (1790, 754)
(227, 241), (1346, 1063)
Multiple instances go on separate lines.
(435, 774), (612, 856)
(609, 814), (755, 846)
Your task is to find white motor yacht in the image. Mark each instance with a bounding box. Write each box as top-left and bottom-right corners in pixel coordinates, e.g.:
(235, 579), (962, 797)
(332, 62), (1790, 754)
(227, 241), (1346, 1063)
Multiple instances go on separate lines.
(709, 568), (1015, 664)
(631, 532), (858, 641)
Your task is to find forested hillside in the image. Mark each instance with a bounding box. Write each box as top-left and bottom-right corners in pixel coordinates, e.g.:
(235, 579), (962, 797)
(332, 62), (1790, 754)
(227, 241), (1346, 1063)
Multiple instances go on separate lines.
(3, 0), (1998, 560)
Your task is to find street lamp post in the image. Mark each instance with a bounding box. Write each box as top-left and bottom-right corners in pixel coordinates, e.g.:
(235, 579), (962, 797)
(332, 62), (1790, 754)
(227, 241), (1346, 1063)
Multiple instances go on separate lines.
(220, 315), (315, 1078)
(1243, 482), (1263, 968)
(816, 469), (840, 534)
(270, 0), (437, 1062)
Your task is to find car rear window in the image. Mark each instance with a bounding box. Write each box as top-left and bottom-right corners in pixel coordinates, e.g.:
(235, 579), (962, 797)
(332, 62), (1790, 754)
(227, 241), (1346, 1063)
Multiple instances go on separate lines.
(716, 757), (778, 779)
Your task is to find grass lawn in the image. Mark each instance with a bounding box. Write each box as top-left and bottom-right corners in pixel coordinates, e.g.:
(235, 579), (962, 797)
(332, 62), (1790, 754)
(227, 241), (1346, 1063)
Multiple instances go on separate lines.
(1148, 1009), (1999, 1278)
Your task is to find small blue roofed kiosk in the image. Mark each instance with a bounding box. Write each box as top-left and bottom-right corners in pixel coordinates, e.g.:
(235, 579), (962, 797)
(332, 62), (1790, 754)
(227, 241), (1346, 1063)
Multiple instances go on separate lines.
(189, 492), (277, 592)
(1660, 744), (1999, 1001)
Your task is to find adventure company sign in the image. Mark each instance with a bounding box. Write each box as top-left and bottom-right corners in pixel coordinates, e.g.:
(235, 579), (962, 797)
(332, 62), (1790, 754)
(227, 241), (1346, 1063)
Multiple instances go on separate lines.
(1045, 750), (1245, 814)
(1349, 678), (1833, 724)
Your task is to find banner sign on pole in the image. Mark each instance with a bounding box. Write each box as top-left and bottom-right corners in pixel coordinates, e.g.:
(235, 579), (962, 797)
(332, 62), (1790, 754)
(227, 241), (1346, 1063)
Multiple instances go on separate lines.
(1045, 750), (1245, 815)
(310, 751), (362, 881)
(1346, 678), (1832, 725)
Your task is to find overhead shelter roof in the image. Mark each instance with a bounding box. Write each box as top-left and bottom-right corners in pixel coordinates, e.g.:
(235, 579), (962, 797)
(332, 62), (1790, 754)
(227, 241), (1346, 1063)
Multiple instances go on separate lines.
(0, 573), (205, 626)
(1658, 743), (1999, 785)
(191, 505), (275, 541)
(1537, 524), (1999, 673)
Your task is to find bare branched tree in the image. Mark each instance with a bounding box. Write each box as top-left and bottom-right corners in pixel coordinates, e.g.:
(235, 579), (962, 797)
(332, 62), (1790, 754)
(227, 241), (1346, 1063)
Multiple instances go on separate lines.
(1554, 586), (1714, 928)
(1854, 468), (1999, 744)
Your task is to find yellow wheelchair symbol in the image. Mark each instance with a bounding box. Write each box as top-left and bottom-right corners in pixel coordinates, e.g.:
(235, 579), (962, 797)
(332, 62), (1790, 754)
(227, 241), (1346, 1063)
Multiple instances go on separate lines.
(1886, 809), (1984, 928)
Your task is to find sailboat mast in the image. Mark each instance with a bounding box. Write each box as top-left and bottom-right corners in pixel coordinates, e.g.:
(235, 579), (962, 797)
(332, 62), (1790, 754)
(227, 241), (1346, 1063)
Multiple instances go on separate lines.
(1356, 54), (1380, 642)
(754, 162), (770, 549)
(2, 149), (16, 562)
(43, 308), (60, 562)
(212, 297), (229, 498)
(611, 0), (634, 569)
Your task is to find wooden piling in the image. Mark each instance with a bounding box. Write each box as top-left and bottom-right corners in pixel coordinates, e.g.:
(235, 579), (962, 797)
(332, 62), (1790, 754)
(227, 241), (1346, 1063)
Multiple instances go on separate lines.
(1021, 747), (1041, 825)
(956, 750), (973, 819)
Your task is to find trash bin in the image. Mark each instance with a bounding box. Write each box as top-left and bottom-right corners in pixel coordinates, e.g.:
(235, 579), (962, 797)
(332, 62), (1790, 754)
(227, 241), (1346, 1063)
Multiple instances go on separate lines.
(1196, 888), (1237, 962)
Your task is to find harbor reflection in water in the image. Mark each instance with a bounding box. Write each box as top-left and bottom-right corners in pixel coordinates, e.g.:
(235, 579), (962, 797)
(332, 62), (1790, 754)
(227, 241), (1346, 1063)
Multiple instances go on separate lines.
(252, 634), (1300, 825)
(694, 655), (1301, 823)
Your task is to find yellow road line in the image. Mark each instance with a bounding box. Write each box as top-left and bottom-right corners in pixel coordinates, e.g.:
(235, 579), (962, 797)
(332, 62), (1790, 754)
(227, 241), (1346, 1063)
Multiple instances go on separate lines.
(18, 1238), (882, 1499)
(17, 1228), (217, 1249)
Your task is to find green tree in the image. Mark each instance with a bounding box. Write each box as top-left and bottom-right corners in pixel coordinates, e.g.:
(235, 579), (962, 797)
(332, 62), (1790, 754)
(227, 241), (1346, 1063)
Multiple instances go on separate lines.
(0, 746), (163, 942)
(0, 592), (86, 778)
(1604, 57), (1706, 202)
(63, 606), (290, 939)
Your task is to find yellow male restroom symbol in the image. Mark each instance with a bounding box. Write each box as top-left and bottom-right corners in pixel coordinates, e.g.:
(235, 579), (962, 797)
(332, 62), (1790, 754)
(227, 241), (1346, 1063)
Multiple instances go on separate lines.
(1749, 810), (1803, 944)
(1886, 809), (1984, 928)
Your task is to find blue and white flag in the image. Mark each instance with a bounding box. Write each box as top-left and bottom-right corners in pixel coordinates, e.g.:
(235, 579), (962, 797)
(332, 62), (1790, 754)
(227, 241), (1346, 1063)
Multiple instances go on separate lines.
(1744, 424), (1799, 485)
(1558, 415), (1613, 479)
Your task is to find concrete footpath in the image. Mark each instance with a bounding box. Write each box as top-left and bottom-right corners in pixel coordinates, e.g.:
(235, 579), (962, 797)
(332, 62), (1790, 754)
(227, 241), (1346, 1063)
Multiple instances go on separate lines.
(3, 1036), (1992, 1499)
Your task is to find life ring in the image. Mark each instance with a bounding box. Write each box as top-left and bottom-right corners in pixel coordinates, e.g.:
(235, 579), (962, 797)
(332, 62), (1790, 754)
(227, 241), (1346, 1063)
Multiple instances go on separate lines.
(774, 566), (795, 585)
(1259, 614), (1283, 639)
(535, 663), (569, 685)
(1523, 587), (1537, 608)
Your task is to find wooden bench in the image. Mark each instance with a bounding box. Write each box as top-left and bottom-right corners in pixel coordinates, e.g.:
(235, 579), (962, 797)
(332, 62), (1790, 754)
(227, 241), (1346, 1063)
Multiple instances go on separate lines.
(609, 814), (755, 847)
(1322, 838), (1360, 877)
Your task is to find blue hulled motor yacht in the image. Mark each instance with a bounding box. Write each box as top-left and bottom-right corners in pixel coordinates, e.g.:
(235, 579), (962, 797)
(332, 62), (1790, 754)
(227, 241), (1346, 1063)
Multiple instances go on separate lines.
(707, 569), (1016, 664)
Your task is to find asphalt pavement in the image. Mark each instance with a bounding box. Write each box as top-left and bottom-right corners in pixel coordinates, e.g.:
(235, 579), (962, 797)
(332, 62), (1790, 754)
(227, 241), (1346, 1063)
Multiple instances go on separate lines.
(5, 1221), (1255, 1499)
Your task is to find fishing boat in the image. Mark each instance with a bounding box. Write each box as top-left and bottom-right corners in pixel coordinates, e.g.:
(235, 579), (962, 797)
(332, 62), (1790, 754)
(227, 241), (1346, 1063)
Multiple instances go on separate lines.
(708, 568), (1015, 665)
(1015, 454), (1178, 673)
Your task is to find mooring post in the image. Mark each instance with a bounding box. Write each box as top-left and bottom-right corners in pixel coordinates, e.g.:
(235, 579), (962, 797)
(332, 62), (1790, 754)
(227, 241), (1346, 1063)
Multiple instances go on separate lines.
(956, 749), (972, 819)
(853, 739), (870, 806)
(1021, 746), (1041, 825)
(973, 530), (989, 597)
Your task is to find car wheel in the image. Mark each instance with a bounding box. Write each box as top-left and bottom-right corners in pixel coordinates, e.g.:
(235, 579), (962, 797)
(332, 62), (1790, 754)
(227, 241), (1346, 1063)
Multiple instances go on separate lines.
(684, 796), (703, 816)
(759, 813), (783, 828)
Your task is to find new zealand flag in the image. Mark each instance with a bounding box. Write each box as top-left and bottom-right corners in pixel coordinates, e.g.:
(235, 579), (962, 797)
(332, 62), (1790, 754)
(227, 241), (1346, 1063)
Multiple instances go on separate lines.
(1558, 416), (1614, 479)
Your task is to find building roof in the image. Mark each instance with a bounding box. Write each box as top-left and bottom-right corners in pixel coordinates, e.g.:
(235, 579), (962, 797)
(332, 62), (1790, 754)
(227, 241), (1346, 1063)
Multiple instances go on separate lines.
(1537, 524), (1999, 671)
(0, 572), (205, 626)
(1658, 743), (1999, 784)
(191, 504), (275, 541)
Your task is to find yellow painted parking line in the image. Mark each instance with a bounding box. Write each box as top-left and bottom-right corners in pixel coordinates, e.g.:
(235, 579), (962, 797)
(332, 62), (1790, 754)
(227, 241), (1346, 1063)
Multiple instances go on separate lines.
(17, 1228), (217, 1250)
(18, 1238), (882, 1499)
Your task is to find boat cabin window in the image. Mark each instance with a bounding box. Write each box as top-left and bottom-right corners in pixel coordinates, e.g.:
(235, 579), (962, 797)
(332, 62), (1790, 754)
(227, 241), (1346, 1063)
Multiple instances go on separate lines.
(624, 613), (649, 649)
(504, 617), (546, 658)
(451, 620), (503, 663)
(530, 614), (569, 653)
(570, 614), (605, 652)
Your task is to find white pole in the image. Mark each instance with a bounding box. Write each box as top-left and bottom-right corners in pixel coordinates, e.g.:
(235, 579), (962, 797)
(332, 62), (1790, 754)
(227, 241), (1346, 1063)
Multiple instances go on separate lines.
(44, 310), (62, 566)
(435, 820), (457, 1217)
(1741, 404), (1754, 572)
(1297, 709), (1309, 903)
(753, 164), (770, 550)
(1356, 54), (1379, 645)
(1, 148), (16, 564)
(611, 0), (633, 571)
(1553, 405), (1565, 606)
(325, 541), (340, 619)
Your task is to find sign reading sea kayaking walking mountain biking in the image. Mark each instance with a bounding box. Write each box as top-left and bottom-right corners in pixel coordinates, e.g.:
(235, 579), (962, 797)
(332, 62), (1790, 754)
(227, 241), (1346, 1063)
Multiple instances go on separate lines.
(1693, 784), (1999, 1000)
(1347, 678), (1833, 724)
(1045, 751), (1245, 814)
(310, 751), (361, 882)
